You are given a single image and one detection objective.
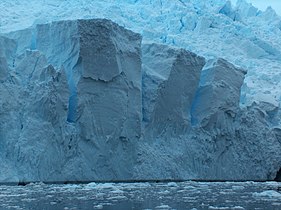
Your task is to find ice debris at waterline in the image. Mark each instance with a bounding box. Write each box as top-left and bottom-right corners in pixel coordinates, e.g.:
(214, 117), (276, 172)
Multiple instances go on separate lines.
(0, 182), (281, 210)
(0, 18), (281, 183)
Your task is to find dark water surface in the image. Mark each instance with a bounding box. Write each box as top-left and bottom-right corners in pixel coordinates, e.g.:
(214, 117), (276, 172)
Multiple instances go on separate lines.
(0, 181), (281, 210)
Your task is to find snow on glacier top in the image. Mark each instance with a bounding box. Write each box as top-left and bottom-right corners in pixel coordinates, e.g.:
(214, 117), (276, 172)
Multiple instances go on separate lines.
(0, 0), (281, 108)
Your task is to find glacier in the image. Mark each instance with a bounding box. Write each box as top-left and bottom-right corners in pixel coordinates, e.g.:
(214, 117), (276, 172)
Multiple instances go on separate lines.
(0, 0), (281, 182)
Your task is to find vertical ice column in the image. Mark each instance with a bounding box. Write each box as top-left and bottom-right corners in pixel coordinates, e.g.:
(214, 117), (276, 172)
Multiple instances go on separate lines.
(76, 19), (142, 140)
(142, 43), (205, 134)
(36, 20), (81, 123)
(191, 58), (246, 131)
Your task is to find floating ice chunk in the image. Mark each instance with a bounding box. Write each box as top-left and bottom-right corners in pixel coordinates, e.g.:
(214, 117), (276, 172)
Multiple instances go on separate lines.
(232, 206), (245, 210)
(208, 206), (230, 209)
(93, 205), (103, 209)
(253, 190), (281, 198)
(155, 204), (172, 209)
(231, 185), (245, 190)
(208, 206), (245, 210)
(167, 182), (178, 187)
(85, 182), (97, 188)
(95, 183), (116, 189)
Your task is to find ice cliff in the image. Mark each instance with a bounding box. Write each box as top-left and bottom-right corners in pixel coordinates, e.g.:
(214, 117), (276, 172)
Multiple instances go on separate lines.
(0, 0), (281, 182)
(142, 43), (205, 134)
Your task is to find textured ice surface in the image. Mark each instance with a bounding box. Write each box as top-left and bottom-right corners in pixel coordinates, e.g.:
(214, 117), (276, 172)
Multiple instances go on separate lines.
(0, 0), (281, 182)
(1, 0), (281, 110)
(73, 19), (142, 180)
(0, 50), (69, 182)
(0, 19), (142, 182)
(0, 57), (8, 81)
(191, 58), (246, 129)
(142, 43), (205, 133)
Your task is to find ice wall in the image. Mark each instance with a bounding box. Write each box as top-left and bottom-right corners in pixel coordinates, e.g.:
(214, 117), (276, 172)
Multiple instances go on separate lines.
(136, 53), (281, 181)
(0, 19), (143, 182)
(1, 0), (281, 112)
(0, 18), (280, 182)
(74, 19), (142, 180)
(0, 50), (69, 182)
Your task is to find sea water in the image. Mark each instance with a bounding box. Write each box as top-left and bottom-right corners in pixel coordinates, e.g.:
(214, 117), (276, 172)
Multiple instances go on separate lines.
(0, 181), (280, 210)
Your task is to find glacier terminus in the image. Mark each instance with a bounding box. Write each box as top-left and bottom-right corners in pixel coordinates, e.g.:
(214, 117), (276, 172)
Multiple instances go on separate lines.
(0, 0), (281, 183)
